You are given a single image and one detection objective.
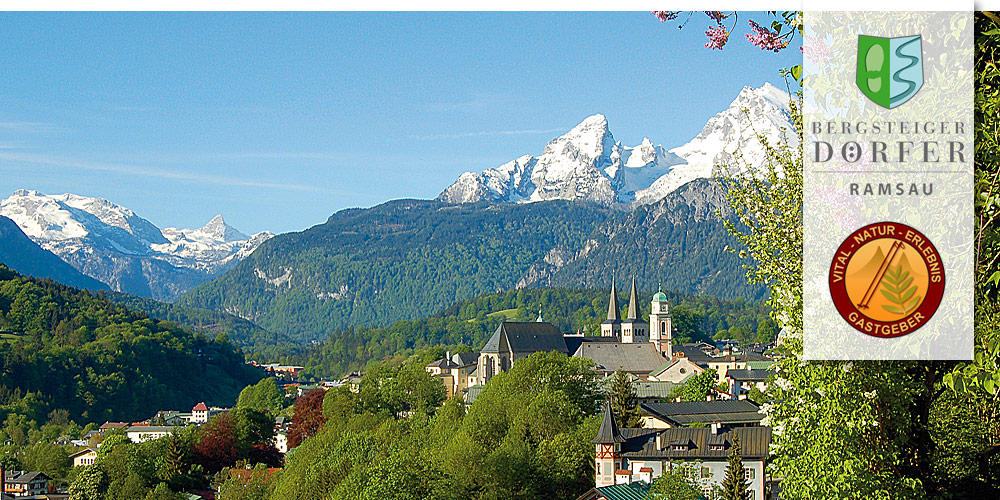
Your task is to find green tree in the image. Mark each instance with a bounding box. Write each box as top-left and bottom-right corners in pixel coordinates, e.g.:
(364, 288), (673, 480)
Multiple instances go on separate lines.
(144, 482), (181, 500)
(21, 442), (70, 487)
(607, 369), (641, 428)
(237, 378), (283, 414)
(647, 462), (704, 500)
(676, 369), (719, 402)
(720, 434), (748, 500)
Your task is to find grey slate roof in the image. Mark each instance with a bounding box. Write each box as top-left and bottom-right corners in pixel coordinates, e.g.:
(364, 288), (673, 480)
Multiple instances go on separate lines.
(640, 400), (764, 426)
(593, 402), (625, 443)
(621, 426), (771, 460)
(563, 335), (621, 357)
(6, 470), (49, 483)
(425, 358), (456, 369)
(464, 385), (485, 405)
(726, 369), (775, 382)
(452, 352), (479, 366)
(672, 343), (715, 363)
(482, 322), (569, 355)
(574, 342), (666, 374)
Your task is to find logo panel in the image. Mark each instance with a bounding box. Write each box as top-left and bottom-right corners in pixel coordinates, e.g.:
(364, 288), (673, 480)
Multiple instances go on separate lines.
(857, 35), (923, 109)
(829, 222), (944, 338)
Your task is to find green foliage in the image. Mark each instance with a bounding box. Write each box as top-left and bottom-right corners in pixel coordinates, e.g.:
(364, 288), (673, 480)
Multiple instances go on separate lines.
(607, 369), (641, 428)
(106, 291), (298, 361)
(0, 266), (263, 424)
(217, 464), (280, 500)
(21, 442), (71, 488)
(675, 369), (720, 402)
(271, 351), (601, 500)
(647, 462), (707, 500)
(237, 377), (284, 414)
(356, 363), (446, 419)
(945, 12), (1000, 401)
(720, 434), (748, 500)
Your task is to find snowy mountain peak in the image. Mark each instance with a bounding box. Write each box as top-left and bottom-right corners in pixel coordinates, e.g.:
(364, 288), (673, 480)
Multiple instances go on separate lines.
(439, 83), (795, 207)
(0, 190), (274, 299)
(197, 214), (249, 243)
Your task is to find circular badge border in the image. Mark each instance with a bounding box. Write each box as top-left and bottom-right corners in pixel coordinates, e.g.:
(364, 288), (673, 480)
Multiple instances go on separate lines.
(828, 221), (945, 338)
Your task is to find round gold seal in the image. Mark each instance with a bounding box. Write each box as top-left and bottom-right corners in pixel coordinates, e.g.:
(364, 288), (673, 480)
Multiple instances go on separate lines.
(829, 222), (944, 338)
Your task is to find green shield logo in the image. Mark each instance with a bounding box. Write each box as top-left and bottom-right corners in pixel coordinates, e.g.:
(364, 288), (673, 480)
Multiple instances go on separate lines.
(857, 35), (923, 109)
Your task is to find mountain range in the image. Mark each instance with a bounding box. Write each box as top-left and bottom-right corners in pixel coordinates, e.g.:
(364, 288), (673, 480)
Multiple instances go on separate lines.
(0, 190), (273, 300)
(0, 83), (793, 343)
(439, 83), (794, 206)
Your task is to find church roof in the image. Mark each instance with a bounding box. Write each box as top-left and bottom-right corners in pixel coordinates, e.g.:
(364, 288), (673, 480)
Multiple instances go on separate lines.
(625, 276), (641, 321)
(606, 278), (621, 321)
(481, 322), (569, 355)
(574, 342), (666, 374)
(593, 402), (625, 443)
(563, 335), (620, 357)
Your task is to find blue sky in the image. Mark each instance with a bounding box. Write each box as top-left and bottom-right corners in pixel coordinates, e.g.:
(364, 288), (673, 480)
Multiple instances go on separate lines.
(0, 12), (800, 234)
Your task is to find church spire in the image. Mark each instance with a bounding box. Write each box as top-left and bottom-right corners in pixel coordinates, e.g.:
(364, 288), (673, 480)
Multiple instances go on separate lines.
(606, 276), (620, 321)
(626, 275), (640, 320)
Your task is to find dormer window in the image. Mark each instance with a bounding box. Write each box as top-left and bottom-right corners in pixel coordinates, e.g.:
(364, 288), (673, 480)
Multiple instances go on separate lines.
(710, 444), (725, 451)
(672, 444), (687, 451)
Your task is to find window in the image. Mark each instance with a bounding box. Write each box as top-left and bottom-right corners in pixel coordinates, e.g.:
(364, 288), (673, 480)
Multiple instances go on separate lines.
(701, 466), (710, 478)
(744, 467), (755, 480)
(673, 445), (687, 451)
(661, 321), (666, 333)
(702, 485), (714, 497)
(680, 368), (687, 374)
(710, 444), (725, 451)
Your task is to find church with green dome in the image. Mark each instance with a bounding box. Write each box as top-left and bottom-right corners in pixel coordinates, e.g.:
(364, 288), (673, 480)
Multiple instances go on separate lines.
(599, 276), (673, 359)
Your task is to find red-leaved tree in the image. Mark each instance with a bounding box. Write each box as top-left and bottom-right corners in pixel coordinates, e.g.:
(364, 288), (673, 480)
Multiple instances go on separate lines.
(287, 388), (327, 448)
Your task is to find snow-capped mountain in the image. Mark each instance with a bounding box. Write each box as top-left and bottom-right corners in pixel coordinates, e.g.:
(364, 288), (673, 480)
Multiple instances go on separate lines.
(438, 83), (795, 206)
(0, 190), (273, 300)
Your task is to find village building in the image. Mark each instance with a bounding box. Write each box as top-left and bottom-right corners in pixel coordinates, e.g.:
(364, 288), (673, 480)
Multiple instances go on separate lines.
(593, 403), (770, 500)
(647, 357), (704, 383)
(126, 426), (177, 443)
(726, 367), (775, 399)
(69, 448), (98, 468)
(191, 402), (226, 424)
(274, 432), (288, 454)
(706, 352), (774, 385)
(2, 470), (49, 498)
(425, 351), (479, 398)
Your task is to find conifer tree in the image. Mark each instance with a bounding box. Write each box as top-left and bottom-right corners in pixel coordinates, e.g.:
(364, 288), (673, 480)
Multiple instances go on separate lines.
(160, 435), (186, 488)
(720, 433), (749, 500)
(608, 369), (642, 428)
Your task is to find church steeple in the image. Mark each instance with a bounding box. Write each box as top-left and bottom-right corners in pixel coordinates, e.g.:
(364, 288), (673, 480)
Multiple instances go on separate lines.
(626, 275), (640, 320)
(601, 276), (623, 338)
(606, 277), (621, 321)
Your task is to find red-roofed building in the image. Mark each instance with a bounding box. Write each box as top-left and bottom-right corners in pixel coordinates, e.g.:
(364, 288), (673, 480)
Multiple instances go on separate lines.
(191, 402), (226, 424)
